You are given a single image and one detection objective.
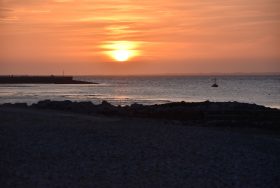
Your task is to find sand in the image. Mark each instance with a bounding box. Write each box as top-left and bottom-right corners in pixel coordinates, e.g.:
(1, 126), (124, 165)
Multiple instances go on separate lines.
(1, 107), (280, 188)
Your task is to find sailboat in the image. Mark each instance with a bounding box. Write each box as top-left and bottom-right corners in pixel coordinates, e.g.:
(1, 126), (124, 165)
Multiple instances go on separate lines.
(211, 78), (218, 87)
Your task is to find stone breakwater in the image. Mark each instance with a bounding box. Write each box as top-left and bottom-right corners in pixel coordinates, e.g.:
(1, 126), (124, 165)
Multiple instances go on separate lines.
(0, 76), (96, 84)
(2, 100), (279, 131)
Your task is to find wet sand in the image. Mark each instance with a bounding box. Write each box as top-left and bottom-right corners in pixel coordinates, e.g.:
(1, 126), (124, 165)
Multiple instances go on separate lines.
(1, 106), (280, 187)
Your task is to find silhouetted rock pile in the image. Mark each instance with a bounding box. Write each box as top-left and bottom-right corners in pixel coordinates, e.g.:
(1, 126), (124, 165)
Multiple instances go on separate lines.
(1, 100), (279, 130)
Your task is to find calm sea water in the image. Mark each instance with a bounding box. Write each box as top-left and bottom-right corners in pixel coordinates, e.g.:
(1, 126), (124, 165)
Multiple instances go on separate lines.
(0, 75), (279, 108)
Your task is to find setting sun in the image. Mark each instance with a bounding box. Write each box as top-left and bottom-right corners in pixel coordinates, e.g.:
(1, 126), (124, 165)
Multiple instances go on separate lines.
(101, 41), (140, 62)
(113, 49), (131, 62)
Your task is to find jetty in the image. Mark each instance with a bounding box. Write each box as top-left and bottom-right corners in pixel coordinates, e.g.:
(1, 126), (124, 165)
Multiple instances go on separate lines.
(0, 76), (94, 84)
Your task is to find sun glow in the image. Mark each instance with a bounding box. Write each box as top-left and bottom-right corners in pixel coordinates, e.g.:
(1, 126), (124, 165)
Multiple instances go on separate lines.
(113, 49), (131, 62)
(102, 41), (140, 62)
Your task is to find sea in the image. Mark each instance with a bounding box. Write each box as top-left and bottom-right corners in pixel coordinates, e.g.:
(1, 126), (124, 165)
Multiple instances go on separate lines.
(0, 75), (279, 109)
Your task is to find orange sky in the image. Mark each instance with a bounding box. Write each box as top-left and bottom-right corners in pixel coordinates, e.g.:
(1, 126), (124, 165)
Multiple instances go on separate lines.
(0, 0), (279, 75)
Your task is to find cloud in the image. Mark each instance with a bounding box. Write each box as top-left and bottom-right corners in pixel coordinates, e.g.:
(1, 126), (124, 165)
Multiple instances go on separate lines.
(0, 8), (13, 12)
(0, 7), (15, 22)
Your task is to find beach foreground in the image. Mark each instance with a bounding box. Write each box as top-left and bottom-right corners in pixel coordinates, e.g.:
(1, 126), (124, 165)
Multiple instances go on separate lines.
(1, 101), (280, 187)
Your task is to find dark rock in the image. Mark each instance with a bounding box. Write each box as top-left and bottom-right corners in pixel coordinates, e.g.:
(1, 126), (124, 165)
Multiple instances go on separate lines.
(2, 100), (279, 131)
(1, 103), (28, 108)
(100, 100), (113, 107)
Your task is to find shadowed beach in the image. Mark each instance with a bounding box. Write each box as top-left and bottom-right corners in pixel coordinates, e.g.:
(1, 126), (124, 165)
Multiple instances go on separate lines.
(1, 101), (280, 187)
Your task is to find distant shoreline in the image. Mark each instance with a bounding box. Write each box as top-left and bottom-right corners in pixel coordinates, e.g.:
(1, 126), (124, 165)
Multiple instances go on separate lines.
(76, 73), (279, 76)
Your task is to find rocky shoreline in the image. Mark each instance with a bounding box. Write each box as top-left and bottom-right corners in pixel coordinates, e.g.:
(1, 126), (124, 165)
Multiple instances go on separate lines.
(2, 100), (279, 131)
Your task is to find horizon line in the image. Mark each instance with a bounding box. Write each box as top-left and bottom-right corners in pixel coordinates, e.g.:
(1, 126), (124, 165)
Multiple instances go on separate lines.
(1, 72), (279, 77)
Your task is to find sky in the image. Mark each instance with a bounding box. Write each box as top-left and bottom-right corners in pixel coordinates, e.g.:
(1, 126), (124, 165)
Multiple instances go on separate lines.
(0, 0), (279, 75)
